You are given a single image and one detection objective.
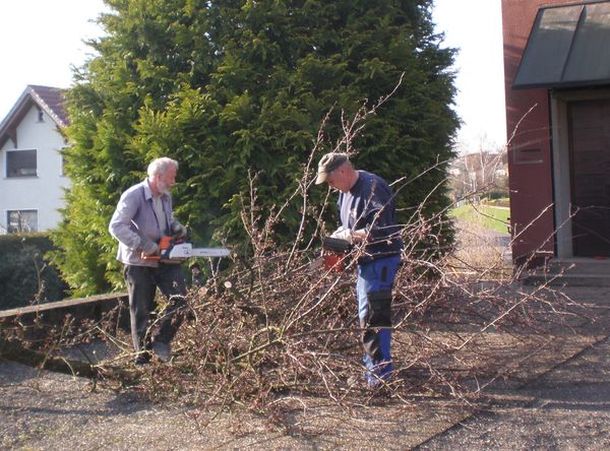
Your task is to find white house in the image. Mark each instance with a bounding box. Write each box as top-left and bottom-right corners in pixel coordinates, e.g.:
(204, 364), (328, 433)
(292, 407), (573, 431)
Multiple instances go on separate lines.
(0, 85), (69, 233)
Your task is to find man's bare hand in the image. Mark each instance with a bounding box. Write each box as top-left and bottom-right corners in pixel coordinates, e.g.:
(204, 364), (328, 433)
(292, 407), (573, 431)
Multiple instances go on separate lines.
(141, 238), (159, 256)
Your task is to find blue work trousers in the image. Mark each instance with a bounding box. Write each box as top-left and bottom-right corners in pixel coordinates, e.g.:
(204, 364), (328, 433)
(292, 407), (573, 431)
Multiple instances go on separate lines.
(356, 255), (400, 384)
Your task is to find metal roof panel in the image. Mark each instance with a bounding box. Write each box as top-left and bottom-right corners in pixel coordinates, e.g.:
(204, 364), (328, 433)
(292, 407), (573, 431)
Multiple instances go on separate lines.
(513, 1), (610, 89)
(563, 3), (610, 83)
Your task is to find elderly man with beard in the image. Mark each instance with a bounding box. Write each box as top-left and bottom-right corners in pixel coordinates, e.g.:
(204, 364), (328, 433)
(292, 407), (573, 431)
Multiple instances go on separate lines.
(109, 157), (188, 364)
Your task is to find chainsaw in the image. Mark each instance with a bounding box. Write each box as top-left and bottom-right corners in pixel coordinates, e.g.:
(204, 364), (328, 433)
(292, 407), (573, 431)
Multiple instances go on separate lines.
(321, 236), (352, 271)
(143, 236), (231, 263)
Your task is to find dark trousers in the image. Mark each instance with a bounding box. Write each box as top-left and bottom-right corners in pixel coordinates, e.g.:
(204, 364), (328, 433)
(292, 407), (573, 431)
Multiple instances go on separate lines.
(124, 264), (187, 353)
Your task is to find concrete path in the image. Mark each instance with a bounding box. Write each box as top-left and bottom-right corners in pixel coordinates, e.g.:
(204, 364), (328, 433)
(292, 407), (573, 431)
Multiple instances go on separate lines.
(418, 335), (610, 450)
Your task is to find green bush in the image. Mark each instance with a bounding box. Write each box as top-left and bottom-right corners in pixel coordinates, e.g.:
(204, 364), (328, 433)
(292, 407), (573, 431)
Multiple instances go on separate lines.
(484, 197), (510, 208)
(486, 190), (509, 201)
(0, 233), (68, 310)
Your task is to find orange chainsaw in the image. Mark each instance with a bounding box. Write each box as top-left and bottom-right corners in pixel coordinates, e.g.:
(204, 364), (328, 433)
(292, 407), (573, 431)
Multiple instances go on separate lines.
(142, 236), (231, 263)
(321, 236), (352, 272)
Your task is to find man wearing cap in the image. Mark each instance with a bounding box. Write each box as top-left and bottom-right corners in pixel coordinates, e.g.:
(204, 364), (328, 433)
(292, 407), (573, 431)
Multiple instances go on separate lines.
(316, 152), (403, 387)
(109, 157), (188, 365)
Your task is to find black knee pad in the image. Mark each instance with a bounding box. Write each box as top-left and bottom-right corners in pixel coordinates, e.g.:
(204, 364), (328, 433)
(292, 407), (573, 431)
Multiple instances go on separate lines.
(361, 329), (382, 361)
(367, 290), (392, 328)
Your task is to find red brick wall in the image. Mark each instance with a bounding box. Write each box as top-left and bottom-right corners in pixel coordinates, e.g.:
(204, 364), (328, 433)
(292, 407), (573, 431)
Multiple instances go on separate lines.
(502, 0), (577, 265)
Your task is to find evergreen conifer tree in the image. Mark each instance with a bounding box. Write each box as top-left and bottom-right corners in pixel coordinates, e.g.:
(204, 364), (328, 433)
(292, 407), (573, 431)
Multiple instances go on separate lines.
(52, 0), (458, 294)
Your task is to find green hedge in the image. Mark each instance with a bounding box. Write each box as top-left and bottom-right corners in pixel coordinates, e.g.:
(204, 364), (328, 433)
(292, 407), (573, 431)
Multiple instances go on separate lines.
(0, 233), (68, 310)
(484, 197), (511, 208)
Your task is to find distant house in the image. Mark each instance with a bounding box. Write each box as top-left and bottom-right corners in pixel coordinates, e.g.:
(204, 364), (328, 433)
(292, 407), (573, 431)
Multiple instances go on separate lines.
(0, 85), (69, 233)
(503, 0), (610, 266)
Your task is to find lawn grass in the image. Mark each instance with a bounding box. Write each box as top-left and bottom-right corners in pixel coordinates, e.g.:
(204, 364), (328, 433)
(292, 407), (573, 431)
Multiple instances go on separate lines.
(450, 202), (510, 234)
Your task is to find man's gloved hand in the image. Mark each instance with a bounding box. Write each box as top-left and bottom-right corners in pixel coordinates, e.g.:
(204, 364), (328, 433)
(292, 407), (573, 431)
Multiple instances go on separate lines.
(140, 237), (159, 256)
(171, 222), (188, 239)
(331, 228), (353, 244)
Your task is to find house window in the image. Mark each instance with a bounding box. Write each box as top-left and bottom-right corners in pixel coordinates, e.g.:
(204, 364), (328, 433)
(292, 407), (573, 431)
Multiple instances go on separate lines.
(7, 210), (38, 233)
(59, 147), (68, 176)
(6, 149), (37, 177)
(37, 107), (44, 122)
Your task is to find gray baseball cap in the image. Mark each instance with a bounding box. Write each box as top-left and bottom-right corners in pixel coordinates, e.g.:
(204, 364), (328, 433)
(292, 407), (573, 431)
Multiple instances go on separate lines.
(315, 152), (349, 184)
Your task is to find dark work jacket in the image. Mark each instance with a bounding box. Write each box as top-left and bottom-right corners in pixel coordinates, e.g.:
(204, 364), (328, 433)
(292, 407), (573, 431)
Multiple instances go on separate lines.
(337, 170), (403, 263)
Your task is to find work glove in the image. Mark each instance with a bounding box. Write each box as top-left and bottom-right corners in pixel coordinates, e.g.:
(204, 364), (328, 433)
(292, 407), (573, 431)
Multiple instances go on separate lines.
(171, 222), (188, 239)
(331, 227), (353, 244)
(140, 237), (159, 256)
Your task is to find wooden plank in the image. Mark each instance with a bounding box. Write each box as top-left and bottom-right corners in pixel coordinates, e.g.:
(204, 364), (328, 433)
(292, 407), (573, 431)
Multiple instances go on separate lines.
(0, 292), (127, 319)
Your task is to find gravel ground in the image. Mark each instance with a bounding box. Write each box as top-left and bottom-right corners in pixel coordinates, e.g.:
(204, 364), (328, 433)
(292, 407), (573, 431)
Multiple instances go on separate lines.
(418, 335), (610, 450)
(418, 287), (610, 450)
(1, 286), (609, 450)
(0, 359), (471, 449)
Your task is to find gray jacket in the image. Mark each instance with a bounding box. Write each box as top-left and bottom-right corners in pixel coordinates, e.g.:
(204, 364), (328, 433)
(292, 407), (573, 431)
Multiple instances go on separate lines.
(109, 179), (181, 267)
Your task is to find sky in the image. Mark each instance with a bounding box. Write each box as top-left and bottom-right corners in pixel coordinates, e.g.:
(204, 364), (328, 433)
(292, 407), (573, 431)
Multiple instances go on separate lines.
(0, 1), (107, 120)
(0, 0), (507, 154)
(433, 0), (507, 153)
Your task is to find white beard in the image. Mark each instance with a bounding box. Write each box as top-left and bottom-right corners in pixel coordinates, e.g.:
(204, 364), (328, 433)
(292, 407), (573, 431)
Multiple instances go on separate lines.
(157, 180), (170, 195)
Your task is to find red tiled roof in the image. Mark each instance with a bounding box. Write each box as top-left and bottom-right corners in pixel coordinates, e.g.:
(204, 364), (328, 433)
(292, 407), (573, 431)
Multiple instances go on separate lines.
(27, 85), (68, 126)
